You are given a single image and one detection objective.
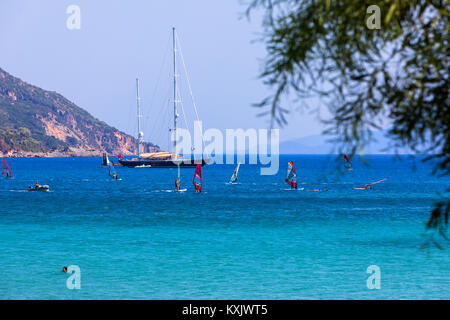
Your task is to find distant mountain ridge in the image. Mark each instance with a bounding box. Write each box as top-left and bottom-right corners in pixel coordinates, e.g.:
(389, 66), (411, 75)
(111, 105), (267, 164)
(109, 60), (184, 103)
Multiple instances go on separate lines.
(0, 67), (159, 157)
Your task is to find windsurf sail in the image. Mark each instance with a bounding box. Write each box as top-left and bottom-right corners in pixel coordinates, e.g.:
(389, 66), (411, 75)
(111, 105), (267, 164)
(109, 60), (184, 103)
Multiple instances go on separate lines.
(343, 154), (352, 169)
(365, 178), (387, 187)
(286, 161), (297, 188)
(229, 162), (240, 183)
(102, 153), (111, 166)
(193, 163), (202, 192)
(359, 178), (387, 189)
(1, 159), (11, 178)
(108, 160), (118, 179)
(175, 162), (181, 191)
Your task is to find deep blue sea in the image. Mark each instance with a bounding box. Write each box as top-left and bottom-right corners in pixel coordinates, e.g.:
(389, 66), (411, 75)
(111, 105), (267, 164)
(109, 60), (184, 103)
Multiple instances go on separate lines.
(0, 155), (449, 299)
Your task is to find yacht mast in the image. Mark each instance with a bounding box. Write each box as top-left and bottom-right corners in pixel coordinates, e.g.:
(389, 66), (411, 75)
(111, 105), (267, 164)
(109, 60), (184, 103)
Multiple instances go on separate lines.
(172, 27), (178, 159)
(136, 78), (143, 158)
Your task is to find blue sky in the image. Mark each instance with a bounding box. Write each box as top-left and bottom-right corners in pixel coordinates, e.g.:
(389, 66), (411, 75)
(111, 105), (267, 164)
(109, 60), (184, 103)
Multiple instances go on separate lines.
(0, 0), (327, 150)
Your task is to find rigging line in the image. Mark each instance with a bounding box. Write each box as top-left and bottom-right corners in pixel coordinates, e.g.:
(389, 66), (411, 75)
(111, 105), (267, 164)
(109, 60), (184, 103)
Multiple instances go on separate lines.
(164, 99), (172, 143)
(149, 100), (167, 149)
(151, 101), (170, 149)
(143, 86), (170, 141)
(176, 33), (200, 121)
(155, 98), (171, 151)
(148, 92), (167, 138)
(177, 87), (190, 134)
(156, 112), (169, 150)
(168, 99), (173, 152)
(142, 64), (171, 141)
(160, 84), (173, 140)
(143, 36), (171, 125)
(175, 33), (204, 148)
(165, 97), (173, 152)
(147, 82), (171, 145)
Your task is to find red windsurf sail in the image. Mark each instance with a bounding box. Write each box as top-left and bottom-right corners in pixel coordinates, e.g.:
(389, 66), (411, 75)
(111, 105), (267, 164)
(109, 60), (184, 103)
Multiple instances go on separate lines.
(285, 161), (297, 188)
(343, 154), (353, 169)
(1, 159), (11, 178)
(193, 163), (203, 192)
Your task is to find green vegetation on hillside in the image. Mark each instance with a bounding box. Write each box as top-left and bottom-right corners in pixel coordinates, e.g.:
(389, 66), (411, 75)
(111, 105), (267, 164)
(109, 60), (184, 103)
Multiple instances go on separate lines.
(0, 67), (158, 154)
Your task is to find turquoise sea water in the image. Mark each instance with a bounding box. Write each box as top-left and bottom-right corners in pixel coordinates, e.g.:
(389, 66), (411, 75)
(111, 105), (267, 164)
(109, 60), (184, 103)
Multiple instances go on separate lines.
(0, 155), (449, 300)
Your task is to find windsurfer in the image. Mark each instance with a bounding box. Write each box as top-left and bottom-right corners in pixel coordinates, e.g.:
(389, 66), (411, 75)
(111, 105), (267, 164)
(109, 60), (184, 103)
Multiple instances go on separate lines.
(291, 179), (297, 189)
(193, 163), (202, 193)
(286, 161), (298, 190)
(229, 163), (240, 184)
(343, 154), (353, 170)
(35, 181), (40, 188)
(1, 159), (12, 178)
(175, 179), (180, 191)
(285, 179), (297, 189)
(112, 173), (118, 180)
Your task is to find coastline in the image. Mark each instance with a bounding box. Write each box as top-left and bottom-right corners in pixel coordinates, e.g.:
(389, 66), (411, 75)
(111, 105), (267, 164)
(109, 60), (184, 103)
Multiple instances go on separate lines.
(0, 150), (130, 158)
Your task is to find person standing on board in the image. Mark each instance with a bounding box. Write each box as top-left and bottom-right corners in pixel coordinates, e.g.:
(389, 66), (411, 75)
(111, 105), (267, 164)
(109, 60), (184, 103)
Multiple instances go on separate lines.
(285, 178), (297, 189)
(193, 163), (202, 193)
(291, 179), (297, 189)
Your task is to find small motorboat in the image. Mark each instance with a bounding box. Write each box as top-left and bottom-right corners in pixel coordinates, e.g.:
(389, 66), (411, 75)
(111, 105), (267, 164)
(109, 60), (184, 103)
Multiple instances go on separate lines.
(27, 185), (50, 192)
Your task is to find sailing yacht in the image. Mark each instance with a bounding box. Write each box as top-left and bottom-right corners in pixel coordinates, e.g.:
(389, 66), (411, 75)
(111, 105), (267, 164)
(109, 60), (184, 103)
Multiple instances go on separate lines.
(119, 28), (206, 168)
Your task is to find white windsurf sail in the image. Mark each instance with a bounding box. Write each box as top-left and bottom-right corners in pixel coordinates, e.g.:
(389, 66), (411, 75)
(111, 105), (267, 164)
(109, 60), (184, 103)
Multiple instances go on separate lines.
(229, 163), (240, 183)
(102, 153), (111, 166)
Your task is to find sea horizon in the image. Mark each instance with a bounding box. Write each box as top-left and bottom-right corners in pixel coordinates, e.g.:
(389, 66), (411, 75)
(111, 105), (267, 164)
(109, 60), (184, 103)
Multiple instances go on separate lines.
(0, 153), (434, 158)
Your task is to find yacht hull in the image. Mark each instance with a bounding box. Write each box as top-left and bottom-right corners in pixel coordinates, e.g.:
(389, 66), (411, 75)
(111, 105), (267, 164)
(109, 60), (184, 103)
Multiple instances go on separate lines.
(118, 158), (207, 168)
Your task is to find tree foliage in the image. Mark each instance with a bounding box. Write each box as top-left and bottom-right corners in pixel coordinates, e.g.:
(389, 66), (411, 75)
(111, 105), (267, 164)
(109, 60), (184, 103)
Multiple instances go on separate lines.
(247, 0), (449, 231)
